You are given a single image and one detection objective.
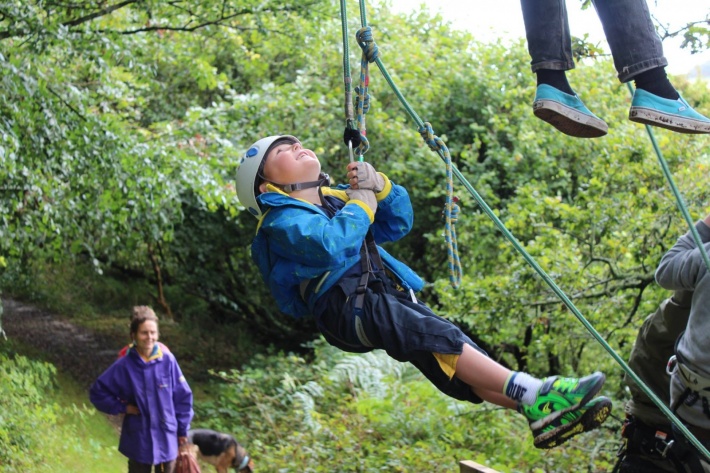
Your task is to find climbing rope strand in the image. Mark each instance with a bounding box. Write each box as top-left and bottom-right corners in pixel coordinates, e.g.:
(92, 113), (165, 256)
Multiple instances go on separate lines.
(340, 0), (354, 124)
(354, 26), (377, 157)
(419, 122), (462, 287)
(625, 83), (710, 272)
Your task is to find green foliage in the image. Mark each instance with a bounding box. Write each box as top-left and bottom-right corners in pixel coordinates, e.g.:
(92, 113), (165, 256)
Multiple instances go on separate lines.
(0, 348), (59, 471)
(195, 338), (620, 472)
(0, 340), (130, 473)
(2, 1), (710, 469)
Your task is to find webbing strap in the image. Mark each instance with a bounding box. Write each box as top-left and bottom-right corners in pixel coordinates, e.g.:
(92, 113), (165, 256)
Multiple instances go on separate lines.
(354, 230), (385, 312)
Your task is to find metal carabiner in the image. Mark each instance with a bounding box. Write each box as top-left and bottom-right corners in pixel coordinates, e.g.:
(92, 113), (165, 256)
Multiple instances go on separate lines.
(667, 355), (678, 376)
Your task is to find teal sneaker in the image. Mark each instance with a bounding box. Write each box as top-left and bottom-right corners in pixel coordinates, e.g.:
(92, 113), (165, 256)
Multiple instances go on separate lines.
(532, 84), (608, 138)
(519, 372), (608, 449)
(629, 89), (710, 134)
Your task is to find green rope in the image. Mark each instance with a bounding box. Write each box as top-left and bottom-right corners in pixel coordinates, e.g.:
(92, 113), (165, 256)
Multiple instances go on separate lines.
(345, 1), (710, 462)
(339, 0), (358, 141)
(625, 82), (710, 460)
(354, 26), (375, 157)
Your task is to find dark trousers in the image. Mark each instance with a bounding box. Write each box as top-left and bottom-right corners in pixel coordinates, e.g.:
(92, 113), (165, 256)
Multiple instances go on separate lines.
(313, 271), (486, 404)
(520, 0), (667, 81)
(128, 458), (176, 473)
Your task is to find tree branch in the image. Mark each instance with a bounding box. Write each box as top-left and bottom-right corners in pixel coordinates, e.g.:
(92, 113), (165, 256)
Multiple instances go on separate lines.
(62, 0), (139, 28)
(0, 0), (139, 40)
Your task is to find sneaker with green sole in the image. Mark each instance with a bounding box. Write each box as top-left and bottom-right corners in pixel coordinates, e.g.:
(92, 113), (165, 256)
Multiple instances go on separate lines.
(533, 396), (612, 449)
(519, 372), (608, 448)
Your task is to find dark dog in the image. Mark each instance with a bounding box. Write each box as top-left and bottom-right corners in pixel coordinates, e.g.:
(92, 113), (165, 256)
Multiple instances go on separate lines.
(187, 429), (254, 473)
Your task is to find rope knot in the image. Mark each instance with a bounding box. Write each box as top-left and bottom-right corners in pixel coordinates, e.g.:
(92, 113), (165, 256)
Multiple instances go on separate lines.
(356, 26), (379, 63)
(418, 122), (447, 154)
(443, 197), (460, 224)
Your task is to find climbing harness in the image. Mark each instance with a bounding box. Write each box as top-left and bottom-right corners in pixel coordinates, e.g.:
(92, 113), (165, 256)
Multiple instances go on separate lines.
(668, 353), (710, 411)
(613, 415), (705, 473)
(666, 331), (710, 430)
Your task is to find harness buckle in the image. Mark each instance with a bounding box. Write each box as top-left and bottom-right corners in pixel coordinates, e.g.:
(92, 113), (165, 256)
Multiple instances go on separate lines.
(660, 439), (675, 458)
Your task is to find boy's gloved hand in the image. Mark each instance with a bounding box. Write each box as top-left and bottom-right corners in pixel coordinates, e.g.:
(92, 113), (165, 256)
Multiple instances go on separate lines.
(347, 161), (385, 193)
(346, 188), (378, 214)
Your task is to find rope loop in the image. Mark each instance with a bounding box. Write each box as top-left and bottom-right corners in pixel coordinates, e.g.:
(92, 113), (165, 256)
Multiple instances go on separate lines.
(356, 26), (379, 63)
(442, 197), (460, 224)
(418, 122), (462, 288)
(418, 122), (446, 153)
(356, 134), (370, 156)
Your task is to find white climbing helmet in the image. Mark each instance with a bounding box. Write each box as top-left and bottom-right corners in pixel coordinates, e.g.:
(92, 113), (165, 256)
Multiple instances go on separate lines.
(235, 135), (298, 218)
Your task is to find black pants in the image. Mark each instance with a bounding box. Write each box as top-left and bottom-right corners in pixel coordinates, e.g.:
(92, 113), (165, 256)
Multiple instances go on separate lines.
(313, 271), (486, 404)
(128, 458), (176, 473)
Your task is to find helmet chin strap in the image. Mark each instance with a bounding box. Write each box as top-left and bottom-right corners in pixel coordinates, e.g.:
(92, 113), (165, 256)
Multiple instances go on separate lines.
(279, 173), (331, 193)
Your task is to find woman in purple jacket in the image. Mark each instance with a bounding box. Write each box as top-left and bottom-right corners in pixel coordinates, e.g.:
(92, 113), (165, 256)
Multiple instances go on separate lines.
(90, 306), (193, 473)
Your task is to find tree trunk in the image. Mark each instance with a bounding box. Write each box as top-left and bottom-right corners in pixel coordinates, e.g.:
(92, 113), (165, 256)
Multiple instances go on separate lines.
(148, 245), (173, 320)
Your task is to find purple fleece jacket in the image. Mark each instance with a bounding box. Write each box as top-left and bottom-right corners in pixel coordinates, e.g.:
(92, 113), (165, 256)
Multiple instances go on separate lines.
(89, 346), (193, 464)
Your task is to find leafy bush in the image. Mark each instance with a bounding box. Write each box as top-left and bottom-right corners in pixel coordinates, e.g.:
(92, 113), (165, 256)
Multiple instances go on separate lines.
(194, 338), (620, 472)
(0, 341), (126, 473)
(0, 345), (61, 471)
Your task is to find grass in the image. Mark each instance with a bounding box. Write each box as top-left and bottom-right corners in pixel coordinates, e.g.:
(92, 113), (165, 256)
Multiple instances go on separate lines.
(45, 373), (127, 473)
(0, 335), (126, 473)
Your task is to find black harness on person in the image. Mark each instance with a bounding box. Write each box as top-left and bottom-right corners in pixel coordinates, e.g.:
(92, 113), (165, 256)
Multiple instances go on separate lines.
(314, 193), (389, 348)
(353, 230), (386, 312)
(613, 331), (710, 473)
(613, 415), (704, 473)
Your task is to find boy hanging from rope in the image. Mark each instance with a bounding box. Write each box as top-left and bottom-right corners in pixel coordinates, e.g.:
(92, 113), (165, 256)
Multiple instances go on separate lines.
(235, 135), (612, 449)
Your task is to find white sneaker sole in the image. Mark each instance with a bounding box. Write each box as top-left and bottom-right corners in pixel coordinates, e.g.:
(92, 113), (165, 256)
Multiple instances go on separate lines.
(629, 107), (710, 134)
(534, 99), (608, 138)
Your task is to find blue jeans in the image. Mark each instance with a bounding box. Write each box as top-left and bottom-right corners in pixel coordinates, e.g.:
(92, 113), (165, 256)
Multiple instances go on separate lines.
(520, 0), (668, 82)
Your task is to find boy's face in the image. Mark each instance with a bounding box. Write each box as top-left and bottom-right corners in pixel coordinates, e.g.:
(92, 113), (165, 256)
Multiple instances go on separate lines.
(260, 139), (321, 191)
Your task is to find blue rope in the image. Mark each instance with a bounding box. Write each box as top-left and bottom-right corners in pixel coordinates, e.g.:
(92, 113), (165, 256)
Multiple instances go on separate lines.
(419, 122), (463, 288)
(354, 26), (378, 158)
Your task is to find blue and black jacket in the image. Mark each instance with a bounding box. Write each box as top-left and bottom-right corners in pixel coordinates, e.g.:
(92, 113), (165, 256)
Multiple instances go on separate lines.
(251, 173), (424, 318)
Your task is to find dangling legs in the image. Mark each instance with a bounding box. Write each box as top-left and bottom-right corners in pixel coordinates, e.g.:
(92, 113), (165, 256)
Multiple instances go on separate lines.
(593, 0), (710, 133)
(454, 343), (613, 449)
(520, 0), (609, 138)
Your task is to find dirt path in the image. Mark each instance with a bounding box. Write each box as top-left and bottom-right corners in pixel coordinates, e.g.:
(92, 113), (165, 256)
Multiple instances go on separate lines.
(1, 298), (123, 390)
